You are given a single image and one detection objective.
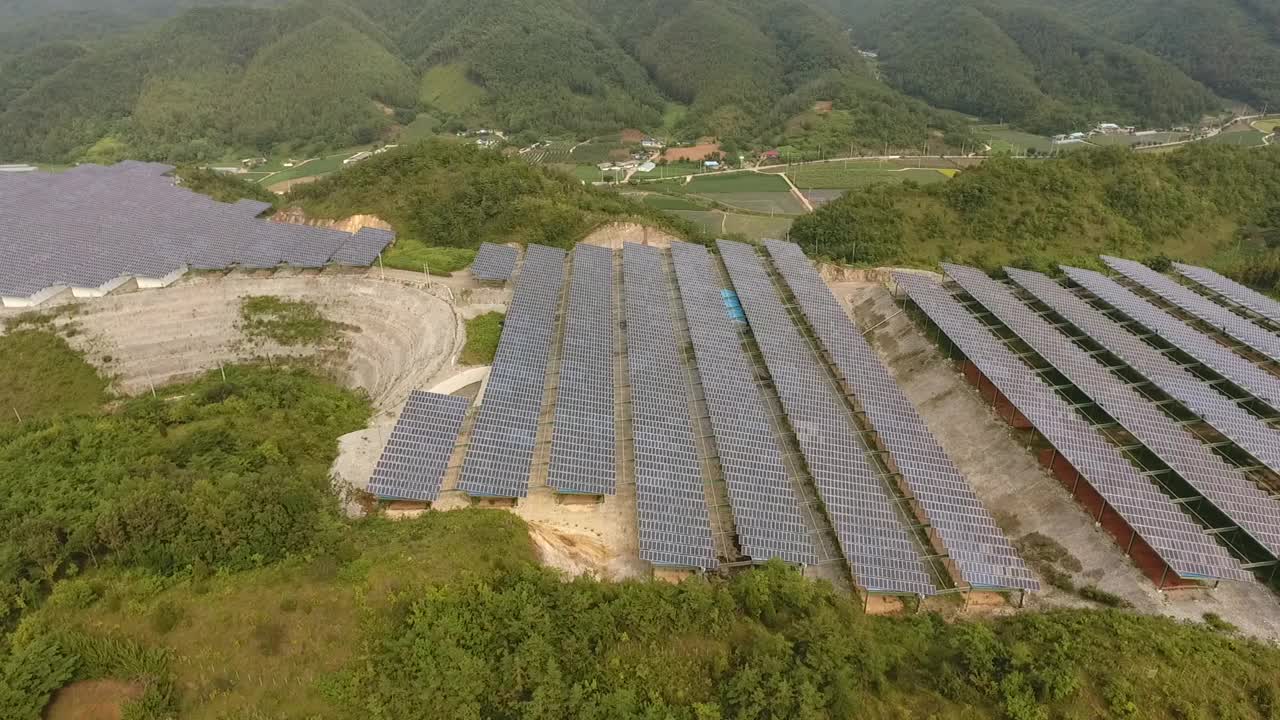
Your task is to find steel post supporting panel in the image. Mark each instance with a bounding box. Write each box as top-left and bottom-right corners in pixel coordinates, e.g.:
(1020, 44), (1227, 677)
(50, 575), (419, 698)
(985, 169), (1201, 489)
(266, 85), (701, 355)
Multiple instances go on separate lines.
(1174, 262), (1280, 328)
(548, 244), (617, 495)
(1009, 268), (1280, 477)
(1102, 256), (1280, 363)
(947, 264), (1280, 562)
(622, 243), (717, 569)
(719, 240), (936, 595)
(670, 241), (817, 565)
(472, 242), (520, 282)
(1063, 266), (1280, 412)
(457, 244), (566, 498)
(895, 272), (1251, 582)
(767, 241), (1037, 591)
(367, 391), (470, 502)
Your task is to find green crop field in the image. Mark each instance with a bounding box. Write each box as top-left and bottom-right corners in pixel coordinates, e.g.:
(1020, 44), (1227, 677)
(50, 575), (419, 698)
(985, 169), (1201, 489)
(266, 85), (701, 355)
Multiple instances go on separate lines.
(685, 173), (790, 193)
(974, 125), (1055, 154)
(419, 63), (487, 114)
(637, 193), (704, 211)
(1252, 117), (1280, 133)
(723, 213), (793, 240)
(1205, 129), (1268, 146)
(1089, 132), (1189, 147)
(698, 191), (805, 215)
(524, 140), (575, 164)
(398, 115), (441, 143)
(788, 165), (952, 189)
(569, 135), (626, 165)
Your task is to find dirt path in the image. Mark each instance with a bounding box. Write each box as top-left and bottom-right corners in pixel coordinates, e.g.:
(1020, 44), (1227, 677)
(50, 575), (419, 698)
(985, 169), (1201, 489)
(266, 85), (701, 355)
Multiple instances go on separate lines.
(775, 169), (814, 212)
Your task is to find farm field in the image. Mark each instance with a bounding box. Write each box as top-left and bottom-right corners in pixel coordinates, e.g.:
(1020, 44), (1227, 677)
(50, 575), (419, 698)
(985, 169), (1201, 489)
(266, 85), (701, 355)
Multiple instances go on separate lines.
(1089, 132), (1190, 147)
(685, 173), (790, 193)
(631, 193), (703, 211)
(787, 165), (952, 189)
(569, 134), (628, 165)
(697, 191), (805, 215)
(1205, 129), (1269, 146)
(1253, 117), (1280, 133)
(524, 140), (574, 164)
(973, 125), (1055, 154)
(667, 209), (793, 240)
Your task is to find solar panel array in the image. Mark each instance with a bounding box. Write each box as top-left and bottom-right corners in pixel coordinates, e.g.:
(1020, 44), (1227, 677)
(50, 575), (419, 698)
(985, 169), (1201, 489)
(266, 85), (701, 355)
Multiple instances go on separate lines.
(1064, 266), (1280, 413)
(1174, 262), (1280, 327)
(548, 244), (617, 495)
(767, 242), (1036, 590)
(622, 243), (717, 569)
(457, 244), (566, 497)
(895, 272), (1251, 582)
(1103, 256), (1280, 363)
(669, 241), (817, 565)
(1009, 268), (1280, 477)
(367, 391), (470, 501)
(0, 161), (393, 300)
(472, 243), (519, 282)
(946, 264), (1280, 559)
(718, 240), (936, 595)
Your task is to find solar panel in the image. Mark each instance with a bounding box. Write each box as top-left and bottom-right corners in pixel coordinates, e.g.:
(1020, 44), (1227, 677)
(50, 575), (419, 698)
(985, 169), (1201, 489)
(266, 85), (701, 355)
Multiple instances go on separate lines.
(547, 244), (617, 495)
(1102, 256), (1280, 363)
(1174, 262), (1280, 327)
(472, 243), (520, 282)
(623, 243), (717, 569)
(718, 240), (936, 595)
(1009, 268), (1280, 478)
(946, 264), (1280, 561)
(0, 162), (393, 300)
(1063, 266), (1280, 413)
(367, 391), (470, 501)
(457, 244), (566, 498)
(765, 241), (1036, 591)
(895, 272), (1251, 583)
(669, 241), (817, 565)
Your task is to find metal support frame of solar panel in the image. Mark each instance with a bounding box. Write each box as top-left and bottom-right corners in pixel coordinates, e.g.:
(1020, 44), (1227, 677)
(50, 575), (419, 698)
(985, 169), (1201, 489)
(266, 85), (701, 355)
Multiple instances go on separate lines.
(946, 264), (1280, 562)
(717, 239), (936, 595)
(457, 244), (566, 497)
(547, 244), (617, 495)
(1103, 256), (1280, 364)
(1009, 268), (1280, 480)
(622, 243), (717, 570)
(895, 272), (1251, 582)
(1174, 262), (1280, 329)
(472, 242), (519, 282)
(1064, 266), (1280, 414)
(764, 242), (1038, 591)
(668, 241), (818, 565)
(367, 391), (470, 502)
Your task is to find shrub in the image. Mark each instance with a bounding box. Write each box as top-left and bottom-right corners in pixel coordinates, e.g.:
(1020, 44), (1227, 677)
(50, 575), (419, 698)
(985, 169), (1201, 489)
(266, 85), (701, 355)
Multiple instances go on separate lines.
(149, 601), (184, 635)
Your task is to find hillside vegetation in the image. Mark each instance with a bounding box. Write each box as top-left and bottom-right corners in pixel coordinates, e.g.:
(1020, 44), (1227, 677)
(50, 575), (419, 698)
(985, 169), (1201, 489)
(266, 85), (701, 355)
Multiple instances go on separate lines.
(791, 145), (1280, 284)
(836, 0), (1225, 134)
(285, 139), (707, 248)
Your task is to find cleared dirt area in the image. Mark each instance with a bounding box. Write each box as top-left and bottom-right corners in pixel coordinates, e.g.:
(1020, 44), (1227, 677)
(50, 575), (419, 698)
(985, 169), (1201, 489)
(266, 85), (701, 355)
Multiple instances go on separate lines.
(44, 679), (145, 720)
(30, 272), (462, 413)
(582, 222), (681, 249)
(662, 143), (721, 163)
(841, 279), (1280, 640)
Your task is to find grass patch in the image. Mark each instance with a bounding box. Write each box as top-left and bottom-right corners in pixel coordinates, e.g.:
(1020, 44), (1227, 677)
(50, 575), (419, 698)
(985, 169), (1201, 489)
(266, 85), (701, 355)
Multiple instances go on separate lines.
(1205, 129), (1268, 146)
(973, 125), (1055, 153)
(639, 193), (704, 211)
(0, 329), (108, 422)
(461, 312), (504, 365)
(419, 63), (487, 114)
(239, 296), (341, 347)
(381, 238), (476, 275)
(697, 191), (806, 215)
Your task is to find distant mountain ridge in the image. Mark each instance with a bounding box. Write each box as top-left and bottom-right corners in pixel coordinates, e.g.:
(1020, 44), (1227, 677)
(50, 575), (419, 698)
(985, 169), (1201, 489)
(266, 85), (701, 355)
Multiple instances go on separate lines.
(0, 0), (1274, 162)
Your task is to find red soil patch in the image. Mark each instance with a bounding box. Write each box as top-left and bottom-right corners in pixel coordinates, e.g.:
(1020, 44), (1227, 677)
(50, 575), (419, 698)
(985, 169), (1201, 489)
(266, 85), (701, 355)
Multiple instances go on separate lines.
(620, 128), (647, 143)
(813, 100), (834, 114)
(662, 143), (722, 163)
(44, 679), (145, 720)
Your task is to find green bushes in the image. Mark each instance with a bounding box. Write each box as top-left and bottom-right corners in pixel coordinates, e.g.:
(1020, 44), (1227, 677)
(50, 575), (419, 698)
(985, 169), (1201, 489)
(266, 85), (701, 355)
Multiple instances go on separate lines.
(791, 145), (1280, 281)
(461, 312), (504, 365)
(0, 364), (369, 627)
(238, 295), (342, 347)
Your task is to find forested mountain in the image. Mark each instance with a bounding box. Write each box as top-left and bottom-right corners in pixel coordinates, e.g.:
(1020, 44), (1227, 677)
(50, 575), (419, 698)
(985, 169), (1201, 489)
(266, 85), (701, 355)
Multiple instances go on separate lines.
(0, 0), (1275, 162)
(1044, 0), (1280, 113)
(833, 0), (1227, 133)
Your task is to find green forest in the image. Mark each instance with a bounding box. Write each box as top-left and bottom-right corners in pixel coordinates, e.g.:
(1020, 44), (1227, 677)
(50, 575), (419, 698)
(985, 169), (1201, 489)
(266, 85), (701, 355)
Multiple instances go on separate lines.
(3, 328), (1280, 719)
(791, 145), (1280, 288)
(5, 0), (1274, 163)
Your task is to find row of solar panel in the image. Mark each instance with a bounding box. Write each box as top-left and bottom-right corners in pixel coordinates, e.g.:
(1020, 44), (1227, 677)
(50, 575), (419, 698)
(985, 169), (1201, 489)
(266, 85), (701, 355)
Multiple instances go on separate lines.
(368, 240), (1037, 592)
